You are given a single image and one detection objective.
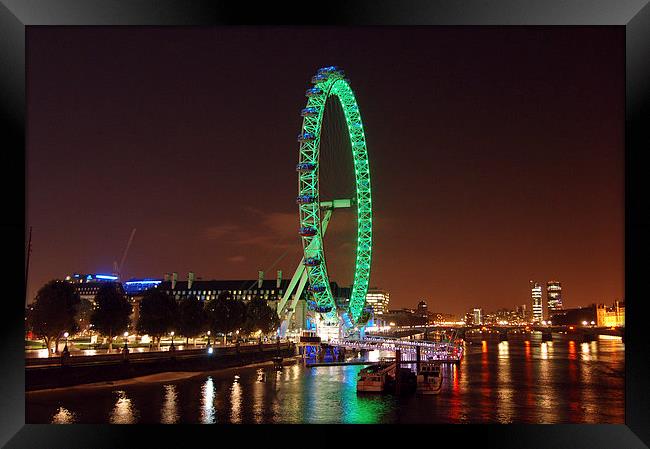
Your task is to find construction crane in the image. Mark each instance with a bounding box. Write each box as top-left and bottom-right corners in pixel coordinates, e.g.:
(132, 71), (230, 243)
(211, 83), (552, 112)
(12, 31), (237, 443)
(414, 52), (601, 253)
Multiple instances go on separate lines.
(112, 228), (136, 281)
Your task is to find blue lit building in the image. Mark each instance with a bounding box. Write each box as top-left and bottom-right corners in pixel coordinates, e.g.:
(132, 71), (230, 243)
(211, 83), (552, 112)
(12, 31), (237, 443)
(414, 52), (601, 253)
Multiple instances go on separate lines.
(123, 279), (163, 295)
(64, 273), (123, 305)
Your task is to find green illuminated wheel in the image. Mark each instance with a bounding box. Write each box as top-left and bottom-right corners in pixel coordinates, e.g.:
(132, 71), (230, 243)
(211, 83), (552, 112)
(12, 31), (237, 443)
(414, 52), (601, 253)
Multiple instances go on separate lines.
(296, 66), (372, 325)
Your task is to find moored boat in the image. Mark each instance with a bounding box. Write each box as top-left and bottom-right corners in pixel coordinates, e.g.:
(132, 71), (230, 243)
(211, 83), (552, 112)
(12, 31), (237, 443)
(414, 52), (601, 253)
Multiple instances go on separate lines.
(416, 361), (443, 395)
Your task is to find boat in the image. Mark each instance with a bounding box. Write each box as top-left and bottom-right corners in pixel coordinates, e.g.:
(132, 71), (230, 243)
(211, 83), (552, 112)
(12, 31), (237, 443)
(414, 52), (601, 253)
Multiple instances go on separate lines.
(416, 361), (443, 395)
(357, 361), (393, 393)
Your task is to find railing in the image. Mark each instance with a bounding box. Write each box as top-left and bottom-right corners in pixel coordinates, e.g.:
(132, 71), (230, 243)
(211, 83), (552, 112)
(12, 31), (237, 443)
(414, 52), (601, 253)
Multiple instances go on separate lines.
(330, 338), (463, 362)
(25, 342), (293, 368)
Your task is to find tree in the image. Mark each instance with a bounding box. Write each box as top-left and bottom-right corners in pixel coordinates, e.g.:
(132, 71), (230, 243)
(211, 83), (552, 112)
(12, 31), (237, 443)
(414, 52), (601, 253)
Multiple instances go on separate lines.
(177, 295), (208, 346)
(75, 297), (94, 334)
(90, 283), (132, 351)
(27, 280), (80, 353)
(137, 289), (177, 349)
(243, 296), (280, 336)
(205, 292), (246, 344)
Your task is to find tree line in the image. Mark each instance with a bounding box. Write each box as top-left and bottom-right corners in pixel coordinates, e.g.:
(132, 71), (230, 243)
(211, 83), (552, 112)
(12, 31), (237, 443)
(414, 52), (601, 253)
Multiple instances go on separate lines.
(25, 280), (280, 352)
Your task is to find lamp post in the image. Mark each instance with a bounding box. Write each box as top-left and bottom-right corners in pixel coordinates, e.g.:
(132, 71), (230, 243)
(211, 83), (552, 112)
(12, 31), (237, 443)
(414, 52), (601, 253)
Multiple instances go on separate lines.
(206, 330), (211, 348)
(170, 331), (175, 351)
(63, 332), (69, 351)
(122, 332), (130, 361)
(61, 331), (70, 365)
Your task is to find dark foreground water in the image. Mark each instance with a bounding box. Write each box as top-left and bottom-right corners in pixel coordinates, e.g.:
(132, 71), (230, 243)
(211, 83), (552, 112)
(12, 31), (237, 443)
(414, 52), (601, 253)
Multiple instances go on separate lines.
(26, 337), (624, 424)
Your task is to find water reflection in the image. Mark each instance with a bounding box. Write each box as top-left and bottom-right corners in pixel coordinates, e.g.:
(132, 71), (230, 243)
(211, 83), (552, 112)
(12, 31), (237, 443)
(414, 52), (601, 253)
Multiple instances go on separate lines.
(27, 340), (625, 424)
(200, 376), (216, 424)
(496, 342), (512, 423)
(161, 384), (179, 424)
(230, 377), (242, 423)
(253, 369), (266, 423)
(51, 407), (76, 424)
(109, 390), (138, 424)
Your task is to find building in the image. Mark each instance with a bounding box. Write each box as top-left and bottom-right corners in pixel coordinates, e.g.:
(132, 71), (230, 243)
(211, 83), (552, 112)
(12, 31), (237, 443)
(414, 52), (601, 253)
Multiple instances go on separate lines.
(472, 308), (483, 325)
(546, 281), (563, 316)
(530, 280), (543, 323)
(549, 305), (597, 326)
(596, 300), (625, 327)
(416, 300), (428, 318)
(516, 304), (529, 321)
(154, 271), (350, 333)
(65, 273), (123, 305)
(365, 288), (390, 315)
(484, 308), (525, 325)
(381, 308), (426, 327)
(123, 279), (163, 331)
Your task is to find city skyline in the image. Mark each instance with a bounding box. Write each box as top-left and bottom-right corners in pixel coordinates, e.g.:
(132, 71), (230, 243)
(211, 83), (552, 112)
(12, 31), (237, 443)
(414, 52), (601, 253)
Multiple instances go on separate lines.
(26, 27), (624, 316)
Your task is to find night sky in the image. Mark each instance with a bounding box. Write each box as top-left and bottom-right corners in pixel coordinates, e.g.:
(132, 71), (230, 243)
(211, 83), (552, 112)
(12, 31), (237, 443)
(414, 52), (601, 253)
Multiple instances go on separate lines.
(26, 27), (624, 316)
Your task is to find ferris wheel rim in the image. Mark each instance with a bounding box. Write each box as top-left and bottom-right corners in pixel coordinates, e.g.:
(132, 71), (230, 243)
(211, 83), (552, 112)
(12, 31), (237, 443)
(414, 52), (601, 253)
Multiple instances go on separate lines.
(296, 67), (372, 325)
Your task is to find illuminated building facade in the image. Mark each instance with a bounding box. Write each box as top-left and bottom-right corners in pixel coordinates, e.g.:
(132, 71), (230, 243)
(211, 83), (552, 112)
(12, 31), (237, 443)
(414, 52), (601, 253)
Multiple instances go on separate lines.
(596, 300), (625, 327)
(546, 281), (563, 315)
(365, 288), (390, 315)
(472, 307), (483, 325)
(64, 273), (123, 305)
(416, 300), (428, 318)
(530, 280), (543, 323)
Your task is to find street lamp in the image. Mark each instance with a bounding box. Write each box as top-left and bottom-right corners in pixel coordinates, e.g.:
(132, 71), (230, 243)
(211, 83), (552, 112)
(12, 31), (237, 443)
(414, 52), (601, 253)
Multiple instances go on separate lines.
(170, 331), (175, 351)
(63, 331), (69, 352)
(123, 332), (129, 351)
(206, 330), (211, 347)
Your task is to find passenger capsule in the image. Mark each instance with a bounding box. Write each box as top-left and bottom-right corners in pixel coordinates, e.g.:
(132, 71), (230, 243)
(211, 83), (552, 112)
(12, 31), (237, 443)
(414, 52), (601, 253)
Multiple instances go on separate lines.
(296, 162), (316, 172)
(308, 284), (326, 293)
(301, 107), (318, 117)
(311, 74), (329, 84)
(318, 65), (339, 74)
(303, 257), (321, 266)
(299, 227), (317, 237)
(296, 195), (316, 204)
(297, 132), (316, 143)
(315, 305), (333, 313)
(306, 87), (323, 97)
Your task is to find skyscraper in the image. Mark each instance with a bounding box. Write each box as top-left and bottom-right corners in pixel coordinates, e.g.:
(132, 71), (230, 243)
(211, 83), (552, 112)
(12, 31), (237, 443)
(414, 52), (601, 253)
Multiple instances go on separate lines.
(546, 281), (563, 316)
(416, 300), (428, 317)
(365, 288), (390, 315)
(530, 280), (543, 323)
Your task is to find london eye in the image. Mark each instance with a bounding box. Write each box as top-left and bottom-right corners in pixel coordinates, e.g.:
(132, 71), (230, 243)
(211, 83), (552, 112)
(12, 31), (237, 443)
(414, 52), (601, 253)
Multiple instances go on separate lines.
(296, 66), (373, 326)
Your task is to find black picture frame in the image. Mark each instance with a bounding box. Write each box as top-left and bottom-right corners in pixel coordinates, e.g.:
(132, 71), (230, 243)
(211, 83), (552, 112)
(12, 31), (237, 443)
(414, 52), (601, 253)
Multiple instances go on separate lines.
(2, 1), (649, 447)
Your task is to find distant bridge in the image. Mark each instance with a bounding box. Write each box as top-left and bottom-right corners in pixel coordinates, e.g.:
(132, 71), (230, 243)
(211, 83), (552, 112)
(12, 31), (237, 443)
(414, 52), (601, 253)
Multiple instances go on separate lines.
(368, 324), (624, 343)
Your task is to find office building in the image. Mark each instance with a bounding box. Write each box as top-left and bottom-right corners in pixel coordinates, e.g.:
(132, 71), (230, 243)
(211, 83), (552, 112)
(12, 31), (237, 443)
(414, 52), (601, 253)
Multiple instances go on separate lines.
(416, 300), (428, 318)
(64, 273), (123, 305)
(547, 281), (563, 316)
(365, 288), (390, 315)
(530, 280), (543, 323)
(472, 307), (483, 325)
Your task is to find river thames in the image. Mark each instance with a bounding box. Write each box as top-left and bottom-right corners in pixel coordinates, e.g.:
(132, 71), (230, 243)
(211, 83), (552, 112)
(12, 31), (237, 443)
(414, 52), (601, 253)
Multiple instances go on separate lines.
(26, 337), (624, 424)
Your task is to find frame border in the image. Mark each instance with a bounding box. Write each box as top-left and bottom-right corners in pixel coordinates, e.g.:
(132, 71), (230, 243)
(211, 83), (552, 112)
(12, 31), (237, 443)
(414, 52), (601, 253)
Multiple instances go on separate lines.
(1, 1), (649, 447)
